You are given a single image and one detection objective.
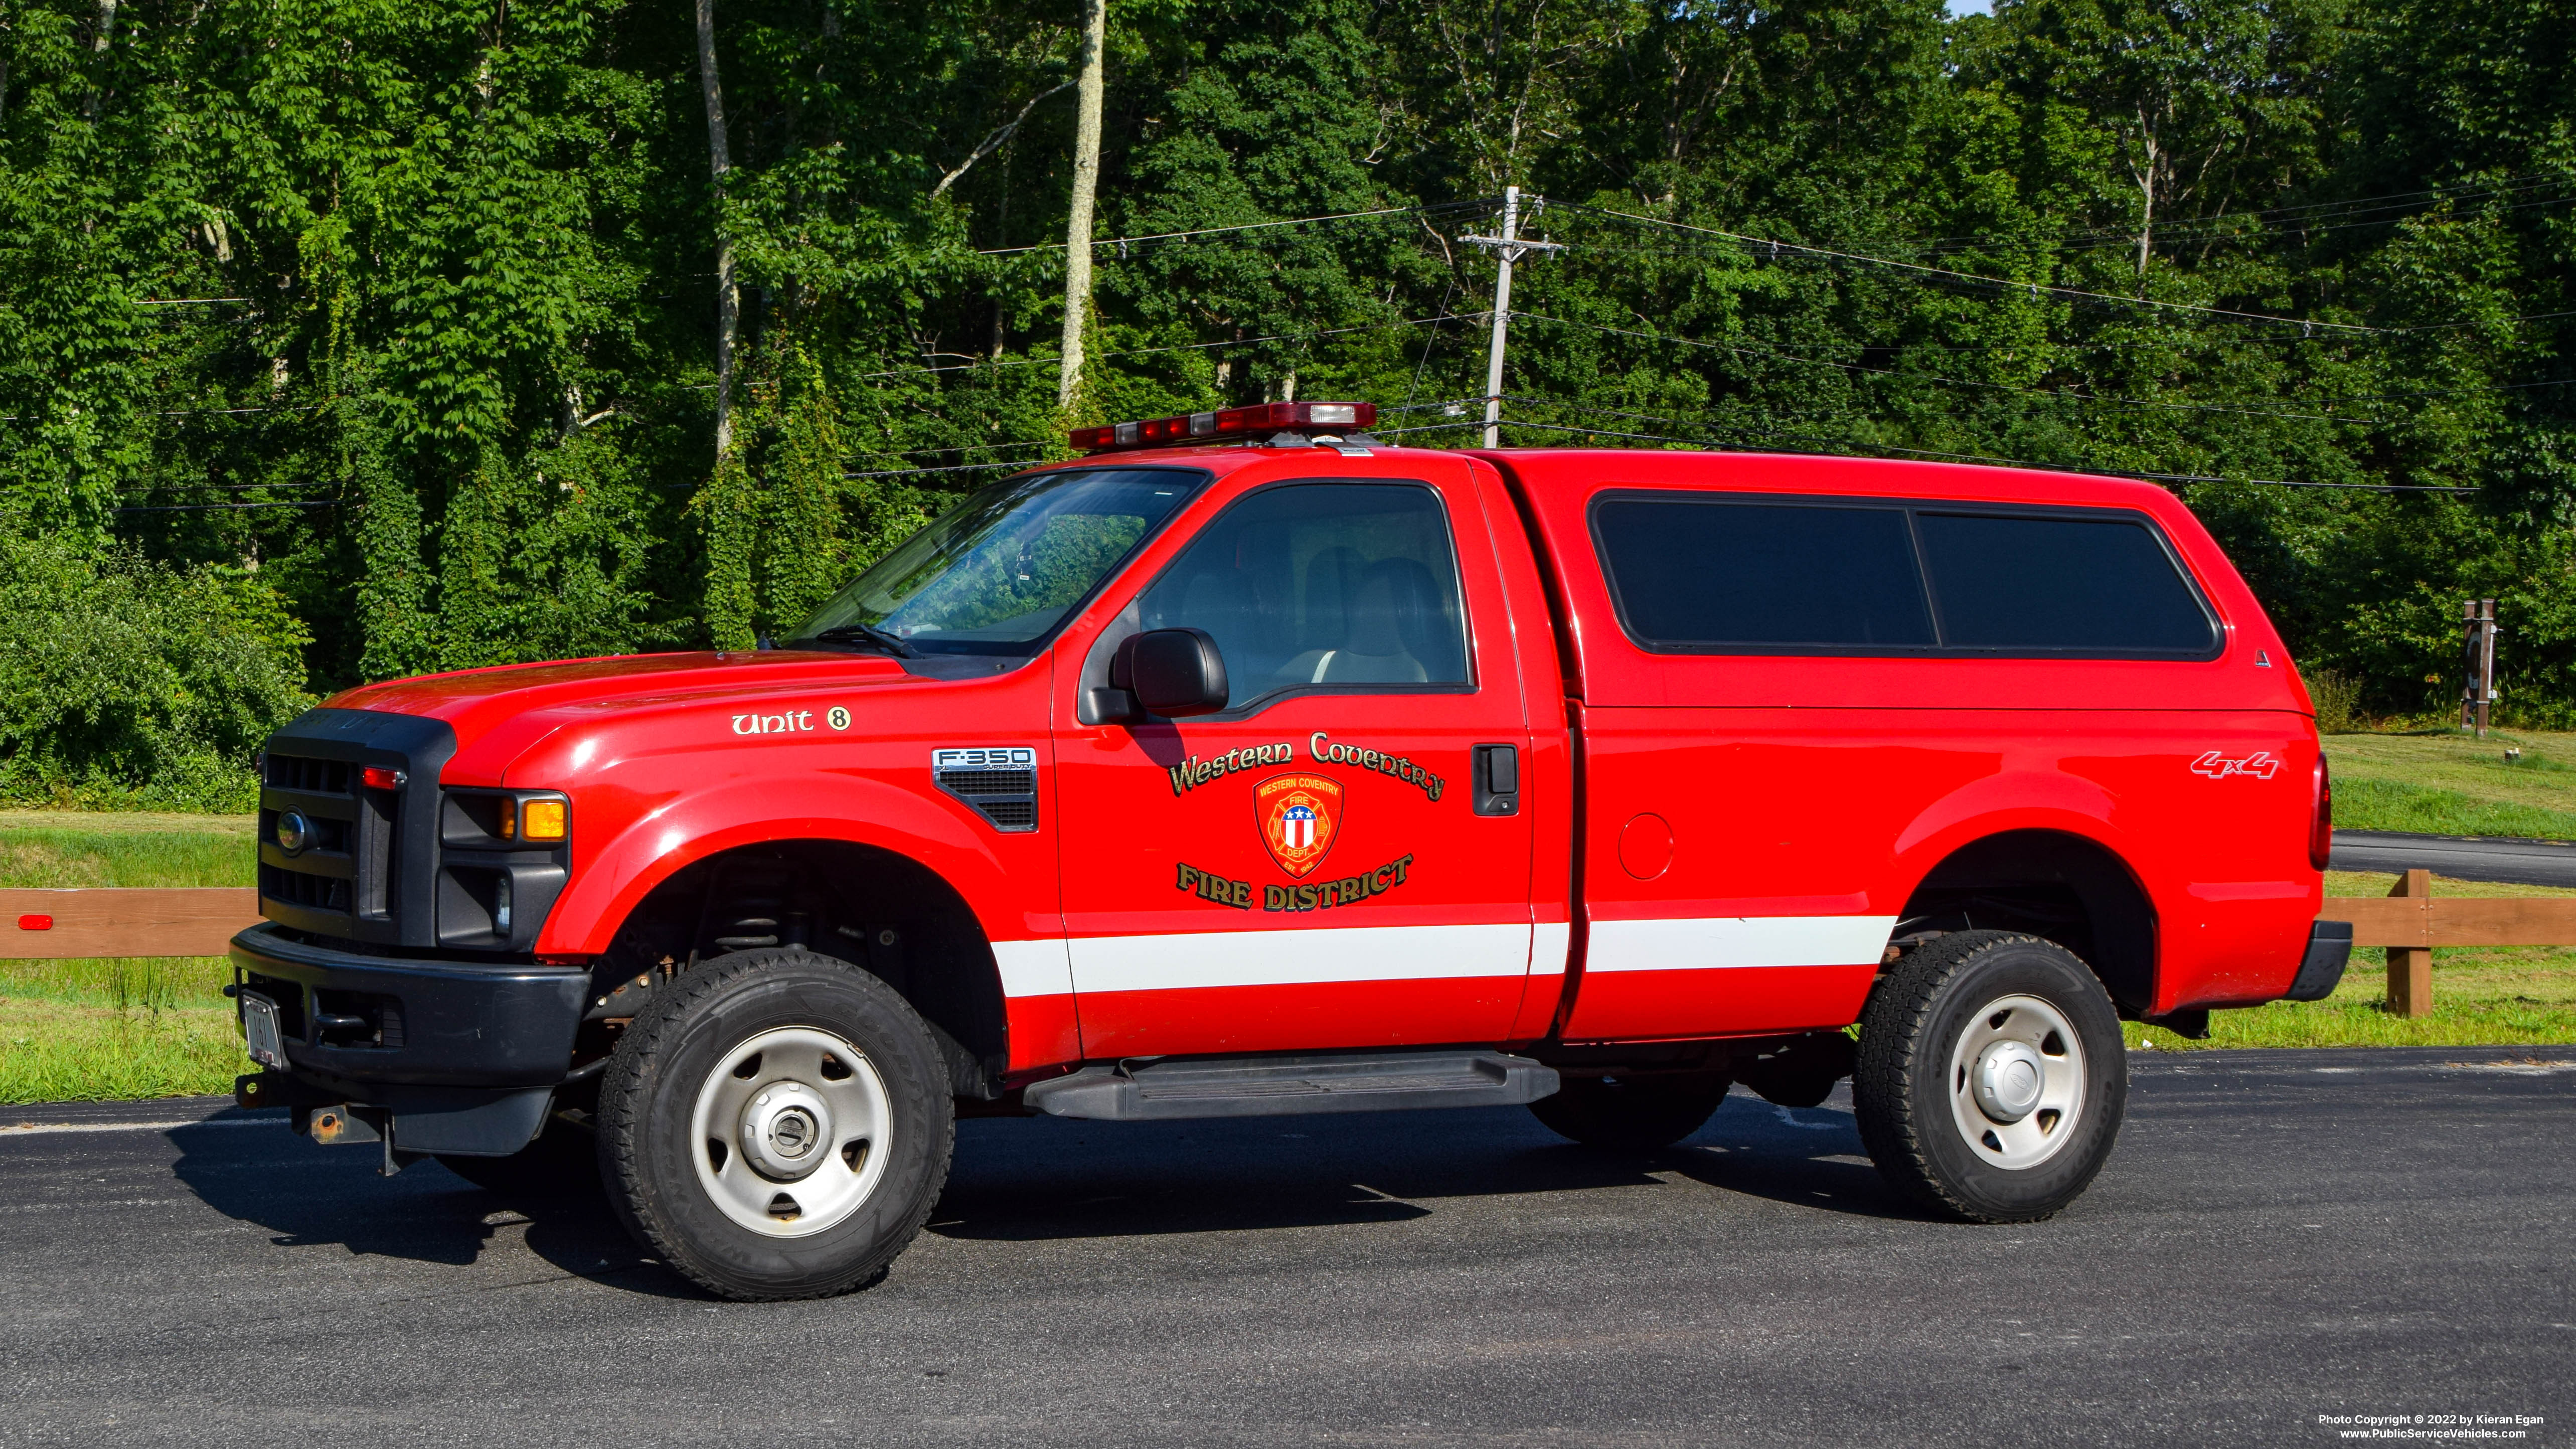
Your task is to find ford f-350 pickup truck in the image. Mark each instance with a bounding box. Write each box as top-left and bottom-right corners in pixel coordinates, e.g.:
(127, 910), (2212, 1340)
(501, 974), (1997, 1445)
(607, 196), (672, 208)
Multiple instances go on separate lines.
(230, 400), (2348, 1300)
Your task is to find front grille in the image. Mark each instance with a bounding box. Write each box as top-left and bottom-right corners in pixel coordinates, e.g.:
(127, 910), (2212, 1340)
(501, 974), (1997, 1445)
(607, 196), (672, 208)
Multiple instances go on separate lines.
(260, 863), (352, 914)
(939, 769), (1034, 797)
(252, 708), (457, 949)
(977, 798), (1038, 829)
(266, 755), (351, 793)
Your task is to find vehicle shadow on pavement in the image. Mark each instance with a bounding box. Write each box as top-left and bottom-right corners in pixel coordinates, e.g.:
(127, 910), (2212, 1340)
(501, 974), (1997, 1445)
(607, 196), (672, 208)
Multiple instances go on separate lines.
(925, 1094), (1917, 1241)
(165, 1122), (691, 1296)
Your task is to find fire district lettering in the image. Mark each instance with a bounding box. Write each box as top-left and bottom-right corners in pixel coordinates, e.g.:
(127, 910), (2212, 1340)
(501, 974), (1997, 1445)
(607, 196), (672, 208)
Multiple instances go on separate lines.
(1167, 742), (1296, 796)
(1174, 862), (1255, 909)
(1173, 855), (1417, 912)
(1308, 732), (1443, 802)
(1264, 854), (1414, 913)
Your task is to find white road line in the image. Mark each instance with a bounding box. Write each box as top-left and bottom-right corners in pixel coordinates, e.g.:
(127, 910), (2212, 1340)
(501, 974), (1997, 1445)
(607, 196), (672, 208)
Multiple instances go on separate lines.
(0, 1198), (196, 1213)
(0, 1117), (273, 1137)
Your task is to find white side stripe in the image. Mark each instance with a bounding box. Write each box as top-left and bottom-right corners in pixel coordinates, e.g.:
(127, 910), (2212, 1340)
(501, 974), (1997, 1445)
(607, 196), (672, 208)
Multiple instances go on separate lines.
(1586, 915), (1896, 972)
(1068, 923), (1532, 995)
(991, 938), (1077, 1000)
(1532, 922), (1571, 976)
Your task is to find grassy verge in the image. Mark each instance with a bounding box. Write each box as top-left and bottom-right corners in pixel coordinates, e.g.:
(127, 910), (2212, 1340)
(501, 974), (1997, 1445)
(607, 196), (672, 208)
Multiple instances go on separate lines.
(2323, 728), (2576, 839)
(0, 812), (252, 1103)
(3, 813), (2572, 1101)
(2129, 870), (2576, 1051)
(0, 809), (256, 888)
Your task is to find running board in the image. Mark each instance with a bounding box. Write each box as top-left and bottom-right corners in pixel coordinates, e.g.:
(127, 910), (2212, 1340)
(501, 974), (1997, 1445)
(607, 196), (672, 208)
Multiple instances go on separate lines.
(1023, 1051), (1560, 1121)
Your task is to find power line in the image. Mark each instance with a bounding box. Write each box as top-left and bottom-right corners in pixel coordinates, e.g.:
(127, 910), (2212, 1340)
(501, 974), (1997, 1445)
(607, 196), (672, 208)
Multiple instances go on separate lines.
(1553, 201), (2385, 334)
(850, 312), (1482, 381)
(1510, 309), (2383, 426)
(979, 200), (1492, 257)
(1907, 174), (2576, 256)
(116, 499), (337, 514)
(839, 458), (1038, 481)
(1485, 403), (2477, 492)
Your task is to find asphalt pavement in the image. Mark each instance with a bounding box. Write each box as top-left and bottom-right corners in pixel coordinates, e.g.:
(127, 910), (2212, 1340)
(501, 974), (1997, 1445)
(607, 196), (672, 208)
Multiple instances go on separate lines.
(2332, 828), (2576, 888)
(3, 1047), (2570, 1446)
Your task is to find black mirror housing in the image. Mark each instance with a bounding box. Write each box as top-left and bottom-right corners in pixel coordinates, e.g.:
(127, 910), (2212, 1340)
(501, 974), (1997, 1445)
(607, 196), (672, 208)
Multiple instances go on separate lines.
(1113, 628), (1229, 718)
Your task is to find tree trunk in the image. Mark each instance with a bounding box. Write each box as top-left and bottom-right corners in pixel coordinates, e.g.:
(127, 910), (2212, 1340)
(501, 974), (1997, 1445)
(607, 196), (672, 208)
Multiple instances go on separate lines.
(694, 0), (738, 462)
(1057, 0), (1107, 413)
(81, 0), (117, 119)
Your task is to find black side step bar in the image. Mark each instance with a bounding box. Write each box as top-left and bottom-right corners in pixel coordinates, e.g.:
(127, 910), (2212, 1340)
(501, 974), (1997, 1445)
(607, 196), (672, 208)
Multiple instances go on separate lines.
(1024, 1051), (1559, 1121)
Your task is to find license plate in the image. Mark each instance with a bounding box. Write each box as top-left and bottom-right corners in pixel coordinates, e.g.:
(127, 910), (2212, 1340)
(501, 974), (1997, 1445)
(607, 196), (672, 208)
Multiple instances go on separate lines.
(240, 992), (287, 1069)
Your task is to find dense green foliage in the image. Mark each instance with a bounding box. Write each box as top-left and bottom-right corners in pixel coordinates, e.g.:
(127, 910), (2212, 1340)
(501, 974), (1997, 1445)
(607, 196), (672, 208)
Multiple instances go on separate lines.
(8, 0), (2576, 804)
(0, 536), (310, 808)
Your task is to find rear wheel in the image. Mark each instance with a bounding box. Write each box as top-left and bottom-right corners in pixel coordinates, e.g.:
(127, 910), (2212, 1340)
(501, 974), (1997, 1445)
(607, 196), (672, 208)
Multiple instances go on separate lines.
(596, 948), (953, 1301)
(1529, 1072), (1731, 1150)
(1853, 930), (2127, 1222)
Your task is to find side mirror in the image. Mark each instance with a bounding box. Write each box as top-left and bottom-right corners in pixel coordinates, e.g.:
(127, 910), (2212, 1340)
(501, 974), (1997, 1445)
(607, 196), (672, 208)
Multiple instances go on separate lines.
(1110, 628), (1230, 718)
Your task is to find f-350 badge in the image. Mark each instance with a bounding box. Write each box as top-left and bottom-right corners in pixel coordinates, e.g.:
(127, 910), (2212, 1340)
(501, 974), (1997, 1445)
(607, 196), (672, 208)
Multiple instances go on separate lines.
(1255, 773), (1343, 878)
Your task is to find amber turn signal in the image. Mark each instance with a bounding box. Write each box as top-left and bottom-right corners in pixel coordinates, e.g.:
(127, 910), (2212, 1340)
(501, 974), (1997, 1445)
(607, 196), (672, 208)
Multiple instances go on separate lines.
(519, 798), (569, 842)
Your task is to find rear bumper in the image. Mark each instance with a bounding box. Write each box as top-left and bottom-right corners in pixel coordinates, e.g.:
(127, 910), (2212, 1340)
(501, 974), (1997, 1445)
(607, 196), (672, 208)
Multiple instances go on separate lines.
(228, 922), (587, 1091)
(2286, 920), (2353, 1002)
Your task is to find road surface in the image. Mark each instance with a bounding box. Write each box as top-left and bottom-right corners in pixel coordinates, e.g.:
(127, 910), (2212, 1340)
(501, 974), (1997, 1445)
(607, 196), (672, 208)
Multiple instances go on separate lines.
(2, 1047), (2568, 1446)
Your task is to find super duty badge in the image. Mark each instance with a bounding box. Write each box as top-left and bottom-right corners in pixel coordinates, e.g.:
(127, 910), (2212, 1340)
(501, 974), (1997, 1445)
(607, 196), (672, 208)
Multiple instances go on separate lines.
(931, 747), (1040, 833)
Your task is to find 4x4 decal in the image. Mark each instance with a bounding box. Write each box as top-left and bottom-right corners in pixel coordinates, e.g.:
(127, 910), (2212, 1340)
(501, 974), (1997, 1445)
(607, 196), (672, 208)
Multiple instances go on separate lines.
(2190, 749), (2283, 780)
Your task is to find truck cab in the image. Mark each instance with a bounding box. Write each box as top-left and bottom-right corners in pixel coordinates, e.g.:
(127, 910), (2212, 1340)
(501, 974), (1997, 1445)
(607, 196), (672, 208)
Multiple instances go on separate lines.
(232, 402), (2347, 1300)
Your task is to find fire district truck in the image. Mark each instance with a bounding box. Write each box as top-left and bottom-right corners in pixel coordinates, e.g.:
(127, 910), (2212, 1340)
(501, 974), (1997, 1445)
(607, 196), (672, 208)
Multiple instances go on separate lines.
(231, 400), (2350, 1301)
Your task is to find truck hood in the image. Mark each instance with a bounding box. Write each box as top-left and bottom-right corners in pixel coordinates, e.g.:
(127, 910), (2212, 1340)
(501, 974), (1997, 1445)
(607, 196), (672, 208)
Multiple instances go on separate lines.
(327, 650), (913, 776)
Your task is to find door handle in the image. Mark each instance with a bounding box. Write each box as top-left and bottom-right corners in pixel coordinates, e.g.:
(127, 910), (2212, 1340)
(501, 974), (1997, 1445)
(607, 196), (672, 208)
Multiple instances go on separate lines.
(1473, 744), (1519, 817)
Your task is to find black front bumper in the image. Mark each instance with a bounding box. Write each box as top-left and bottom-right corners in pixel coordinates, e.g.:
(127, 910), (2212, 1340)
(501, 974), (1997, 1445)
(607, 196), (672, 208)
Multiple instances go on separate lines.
(229, 923), (588, 1156)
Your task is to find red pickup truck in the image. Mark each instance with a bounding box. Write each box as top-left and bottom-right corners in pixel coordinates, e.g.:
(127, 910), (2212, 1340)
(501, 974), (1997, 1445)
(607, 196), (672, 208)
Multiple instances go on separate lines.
(232, 401), (2348, 1301)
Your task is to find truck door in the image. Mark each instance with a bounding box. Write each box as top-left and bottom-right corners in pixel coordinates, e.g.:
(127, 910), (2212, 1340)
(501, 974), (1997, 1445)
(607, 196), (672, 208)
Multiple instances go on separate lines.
(1051, 461), (1536, 1059)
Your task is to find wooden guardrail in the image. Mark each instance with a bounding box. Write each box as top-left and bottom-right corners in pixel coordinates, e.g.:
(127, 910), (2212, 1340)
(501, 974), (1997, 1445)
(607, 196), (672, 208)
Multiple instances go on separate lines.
(0, 888), (260, 959)
(0, 878), (2561, 1019)
(2324, 867), (2576, 1017)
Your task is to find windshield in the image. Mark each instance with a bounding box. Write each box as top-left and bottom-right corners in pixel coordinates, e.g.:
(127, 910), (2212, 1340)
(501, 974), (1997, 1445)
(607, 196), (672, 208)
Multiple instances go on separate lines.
(788, 467), (1205, 656)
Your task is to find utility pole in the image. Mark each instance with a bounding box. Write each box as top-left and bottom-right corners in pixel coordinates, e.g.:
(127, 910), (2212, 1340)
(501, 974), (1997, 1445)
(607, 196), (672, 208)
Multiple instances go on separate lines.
(2462, 598), (2499, 737)
(1056, 0), (1107, 413)
(1460, 186), (1564, 448)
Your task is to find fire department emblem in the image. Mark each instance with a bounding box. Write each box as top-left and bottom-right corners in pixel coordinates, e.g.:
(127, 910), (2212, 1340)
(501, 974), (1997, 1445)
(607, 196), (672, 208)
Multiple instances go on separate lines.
(1255, 773), (1343, 878)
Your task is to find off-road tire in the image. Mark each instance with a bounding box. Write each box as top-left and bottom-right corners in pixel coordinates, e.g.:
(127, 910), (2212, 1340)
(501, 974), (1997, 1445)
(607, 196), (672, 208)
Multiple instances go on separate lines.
(1853, 930), (2126, 1223)
(1529, 1072), (1731, 1150)
(596, 947), (954, 1301)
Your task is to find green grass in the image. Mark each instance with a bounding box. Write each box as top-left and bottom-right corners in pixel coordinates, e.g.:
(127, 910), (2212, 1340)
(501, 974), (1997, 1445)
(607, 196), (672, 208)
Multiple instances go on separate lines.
(2323, 728), (2576, 840)
(5, 799), (2576, 1102)
(0, 810), (251, 1103)
(0, 809), (255, 888)
(2130, 869), (2576, 1051)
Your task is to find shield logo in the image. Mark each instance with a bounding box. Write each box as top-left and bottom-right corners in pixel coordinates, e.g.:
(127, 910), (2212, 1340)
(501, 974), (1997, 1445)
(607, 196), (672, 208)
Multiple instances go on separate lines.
(1255, 773), (1343, 878)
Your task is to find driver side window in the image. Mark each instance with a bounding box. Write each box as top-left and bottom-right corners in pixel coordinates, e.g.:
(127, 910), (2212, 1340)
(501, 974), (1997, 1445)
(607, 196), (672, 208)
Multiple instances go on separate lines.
(1134, 482), (1471, 709)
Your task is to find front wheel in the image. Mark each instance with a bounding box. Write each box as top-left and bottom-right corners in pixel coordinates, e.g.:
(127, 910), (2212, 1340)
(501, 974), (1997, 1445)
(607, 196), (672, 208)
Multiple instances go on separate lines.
(1853, 931), (2126, 1223)
(596, 948), (955, 1301)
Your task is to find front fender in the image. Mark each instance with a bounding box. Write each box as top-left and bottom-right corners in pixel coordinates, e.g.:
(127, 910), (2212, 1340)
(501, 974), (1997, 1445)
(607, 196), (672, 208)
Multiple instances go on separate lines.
(535, 772), (1035, 957)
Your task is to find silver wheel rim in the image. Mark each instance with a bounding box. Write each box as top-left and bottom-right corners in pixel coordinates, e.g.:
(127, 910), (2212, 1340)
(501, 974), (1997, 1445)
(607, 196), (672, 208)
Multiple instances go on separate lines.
(1946, 994), (2086, 1171)
(689, 1025), (893, 1238)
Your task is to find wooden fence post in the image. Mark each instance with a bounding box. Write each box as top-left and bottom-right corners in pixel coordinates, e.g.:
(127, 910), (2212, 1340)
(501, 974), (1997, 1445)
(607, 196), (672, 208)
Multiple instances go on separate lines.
(2387, 868), (2434, 1018)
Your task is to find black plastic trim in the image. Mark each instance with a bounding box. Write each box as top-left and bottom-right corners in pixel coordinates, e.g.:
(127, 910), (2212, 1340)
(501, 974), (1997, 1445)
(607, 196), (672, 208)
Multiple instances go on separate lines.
(2288, 919), (2353, 1002)
(229, 922), (586, 1088)
(256, 709), (457, 948)
(1585, 489), (2227, 662)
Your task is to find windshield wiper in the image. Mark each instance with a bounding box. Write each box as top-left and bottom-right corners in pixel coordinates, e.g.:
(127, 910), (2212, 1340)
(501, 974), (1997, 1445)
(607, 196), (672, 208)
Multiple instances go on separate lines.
(803, 622), (919, 658)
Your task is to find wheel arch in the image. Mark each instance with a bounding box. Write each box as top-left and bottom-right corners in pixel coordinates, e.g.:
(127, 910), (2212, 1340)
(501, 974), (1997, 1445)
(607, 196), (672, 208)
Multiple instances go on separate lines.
(1894, 827), (2159, 1018)
(578, 836), (1015, 1097)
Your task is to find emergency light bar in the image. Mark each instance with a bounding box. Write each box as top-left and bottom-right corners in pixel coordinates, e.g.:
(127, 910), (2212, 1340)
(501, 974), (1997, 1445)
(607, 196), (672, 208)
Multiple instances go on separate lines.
(1069, 401), (1377, 453)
